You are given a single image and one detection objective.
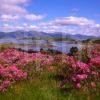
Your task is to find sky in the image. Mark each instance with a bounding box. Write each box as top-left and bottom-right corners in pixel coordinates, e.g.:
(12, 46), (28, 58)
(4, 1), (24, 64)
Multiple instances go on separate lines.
(0, 0), (100, 36)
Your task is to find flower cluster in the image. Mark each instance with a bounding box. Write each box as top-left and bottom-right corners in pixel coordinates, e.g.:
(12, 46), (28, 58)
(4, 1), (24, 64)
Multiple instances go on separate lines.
(0, 44), (100, 92)
(90, 56), (100, 66)
(0, 66), (27, 92)
(53, 45), (100, 89)
(0, 48), (54, 92)
(0, 48), (53, 67)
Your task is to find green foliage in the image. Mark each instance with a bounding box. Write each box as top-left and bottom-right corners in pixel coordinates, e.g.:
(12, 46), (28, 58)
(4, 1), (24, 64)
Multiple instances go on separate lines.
(0, 70), (100, 100)
(93, 39), (100, 43)
(80, 48), (90, 63)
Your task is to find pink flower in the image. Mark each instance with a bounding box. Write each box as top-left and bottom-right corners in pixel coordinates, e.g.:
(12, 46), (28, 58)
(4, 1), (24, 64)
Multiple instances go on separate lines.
(75, 74), (88, 81)
(76, 83), (81, 88)
(75, 61), (90, 73)
(0, 80), (11, 92)
(90, 56), (100, 66)
(91, 71), (98, 76)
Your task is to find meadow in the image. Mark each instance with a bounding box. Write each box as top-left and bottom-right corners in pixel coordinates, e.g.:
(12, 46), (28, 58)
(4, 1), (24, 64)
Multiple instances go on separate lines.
(0, 44), (100, 100)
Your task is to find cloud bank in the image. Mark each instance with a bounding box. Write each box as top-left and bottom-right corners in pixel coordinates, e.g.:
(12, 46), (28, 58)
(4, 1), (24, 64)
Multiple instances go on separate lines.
(0, 0), (100, 36)
(0, 0), (45, 21)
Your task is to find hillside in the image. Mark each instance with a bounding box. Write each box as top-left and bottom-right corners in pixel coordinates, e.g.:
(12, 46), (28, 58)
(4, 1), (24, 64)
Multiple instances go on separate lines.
(0, 31), (98, 41)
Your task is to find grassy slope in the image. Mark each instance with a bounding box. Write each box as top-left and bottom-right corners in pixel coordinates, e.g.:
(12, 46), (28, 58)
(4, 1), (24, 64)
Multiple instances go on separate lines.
(0, 71), (100, 100)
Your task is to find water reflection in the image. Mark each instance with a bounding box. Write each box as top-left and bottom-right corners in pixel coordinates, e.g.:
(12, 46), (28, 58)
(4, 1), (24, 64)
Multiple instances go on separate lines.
(0, 38), (85, 53)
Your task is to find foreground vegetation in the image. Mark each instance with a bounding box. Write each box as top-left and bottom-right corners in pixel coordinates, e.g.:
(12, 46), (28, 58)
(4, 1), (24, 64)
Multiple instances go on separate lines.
(0, 72), (100, 100)
(0, 44), (100, 100)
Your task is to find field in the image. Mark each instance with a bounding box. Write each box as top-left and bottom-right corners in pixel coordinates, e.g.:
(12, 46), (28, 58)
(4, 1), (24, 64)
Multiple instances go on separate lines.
(0, 44), (100, 100)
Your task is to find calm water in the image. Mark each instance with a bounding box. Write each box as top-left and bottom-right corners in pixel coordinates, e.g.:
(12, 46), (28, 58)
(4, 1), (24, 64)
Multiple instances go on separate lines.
(0, 38), (85, 53)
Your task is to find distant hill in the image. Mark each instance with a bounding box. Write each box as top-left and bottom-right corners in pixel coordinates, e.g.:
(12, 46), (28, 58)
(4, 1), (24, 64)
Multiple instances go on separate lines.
(82, 38), (100, 43)
(0, 31), (99, 41)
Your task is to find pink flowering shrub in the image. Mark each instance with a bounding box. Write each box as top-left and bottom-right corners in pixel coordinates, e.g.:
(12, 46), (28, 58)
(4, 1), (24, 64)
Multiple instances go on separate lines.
(58, 58), (99, 89)
(0, 48), (54, 68)
(90, 56), (100, 66)
(0, 66), (27, 92)
(53, 46), (100, 90)
(0, 48), (54, 80)
(0, 45), (100, 92)
(0, 80), (11, 92)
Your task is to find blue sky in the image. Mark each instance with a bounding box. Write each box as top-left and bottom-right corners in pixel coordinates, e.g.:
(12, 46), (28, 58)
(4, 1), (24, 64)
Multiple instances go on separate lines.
(30, 0), (100, 22)
(0, 0), (100, 36)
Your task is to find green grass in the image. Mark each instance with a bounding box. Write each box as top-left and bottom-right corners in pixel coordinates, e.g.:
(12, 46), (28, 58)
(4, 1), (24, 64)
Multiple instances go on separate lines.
(0, 44), (18, 52)
(0, 71), (100, 100)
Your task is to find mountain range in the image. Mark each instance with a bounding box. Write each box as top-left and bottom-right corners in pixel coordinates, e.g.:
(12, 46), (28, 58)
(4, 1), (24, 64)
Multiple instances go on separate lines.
(0, 31), (99, 41)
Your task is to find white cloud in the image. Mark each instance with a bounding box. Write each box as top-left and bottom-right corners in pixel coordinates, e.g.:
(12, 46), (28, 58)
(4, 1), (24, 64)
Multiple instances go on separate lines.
(0, 0), (29, 15)
(29, 25), (39, 29)
(37, 16), (100, 36)
(0, 0), (46, 30)
(0, 0), (28, 5)
(0, 0), (45, 22)
(0, 16), (100, 36)
(25, 14), (46, 21)
(0, 14), (45, 22)
(0, 24), (12, 31)
(0, 15), (20, 21)
(53, 16), (95, 26)
(23, 24), (40, 31)
(0, 24), (40, 31)
(1, 24), (23, 31)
